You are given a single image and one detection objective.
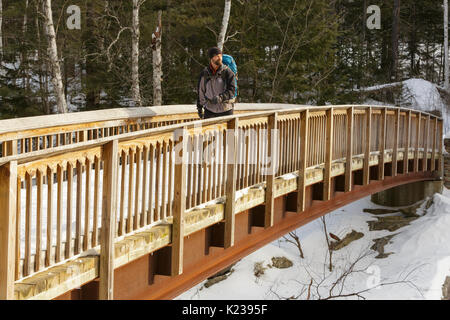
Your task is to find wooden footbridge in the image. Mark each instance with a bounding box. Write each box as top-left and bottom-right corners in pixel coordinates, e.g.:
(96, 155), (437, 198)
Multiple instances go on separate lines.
(0, 104), (443, 300)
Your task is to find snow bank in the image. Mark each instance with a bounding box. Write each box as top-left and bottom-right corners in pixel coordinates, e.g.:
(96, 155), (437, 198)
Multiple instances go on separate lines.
(176, 188), (450, 300)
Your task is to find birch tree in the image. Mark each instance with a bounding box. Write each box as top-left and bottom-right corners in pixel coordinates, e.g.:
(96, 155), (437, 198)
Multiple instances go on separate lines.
(42, 0), (68, 114)
(152, 10), (162, 106)
(445, 0), (449, 91)
(131, 0), (145, 107)
(217, 0), (231, 51)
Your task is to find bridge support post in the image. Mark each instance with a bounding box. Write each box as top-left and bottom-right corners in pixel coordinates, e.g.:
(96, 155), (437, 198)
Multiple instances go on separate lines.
(345, 107), (353, 192)
(403, 111), (411, 174)
(424, 115), (430, 172)
(171, 127), (188, 276)
(225, 118), (238, 248)
(414, 112), (422, 172)
(392, 109), (400, 176)
(0, 161), (17, 300)
(323, 108), (334, 201)
(297, 110), (309, 212)
(363, 107), (372, 185)
(378, 108), (387, 180)
(265, 113), (278, 227)
(99, 140), (118, 300)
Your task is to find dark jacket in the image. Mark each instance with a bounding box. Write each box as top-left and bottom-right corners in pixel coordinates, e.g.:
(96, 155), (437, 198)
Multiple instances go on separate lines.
(197, 63), (237, 114)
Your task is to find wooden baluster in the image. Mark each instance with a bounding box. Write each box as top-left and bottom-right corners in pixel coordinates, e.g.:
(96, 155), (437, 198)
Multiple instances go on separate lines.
(148, 144), (155, 225)
(141, 146), (149, 227)
(414, 113), (422, 172)
(378, 108), (387, 180)
(56, 165), (63, 263)
(323, 108), (334, 201)
(168, 140), (174, 217)
(127, 148), (135, 233)
(186, 137), (193, 209)
(403, 111), (411, 174)
(99, 140), (119, 300)
(75, 161), (83, 255)
(225, 118), (238, 248)
(192, 135), (199, 207)
(119, 150), (126, 236)
(345, 107), (354, 192)
(0, 161), (18, 299)
(297, 110), (309, 212)
(423, 115), (430, 172)
(161, 141), (168, 220)
(154, 142), (161, 222)
(66, 162), (73, 259)
(15, 177), (21, 280)
(363, 107), (372, 185)
(36, 169), (43, 272)
(392, 109), (400, 176)
(84, 159), (91, 251)
(171, 127), (187, 276)
(46, 167), (54, 267)
(211, 132), (218, 200)
(92, 156), (100, 247)
(265, 113), (278, 227)
(439, 119), (444, 178)
(202, 134), (208, 203)
(431, 117), (438, 172)
(134, 147), (142, 229)
(24, 172), (32, 276)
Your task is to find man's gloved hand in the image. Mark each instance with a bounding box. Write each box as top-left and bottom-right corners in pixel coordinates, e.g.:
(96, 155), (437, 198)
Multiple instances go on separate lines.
(197, 109), (204, 119)
(211, 95), (223, 105)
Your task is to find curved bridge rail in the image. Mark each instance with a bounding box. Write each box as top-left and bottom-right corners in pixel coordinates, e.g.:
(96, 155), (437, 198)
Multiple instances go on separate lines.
(0, 105), (443, 300)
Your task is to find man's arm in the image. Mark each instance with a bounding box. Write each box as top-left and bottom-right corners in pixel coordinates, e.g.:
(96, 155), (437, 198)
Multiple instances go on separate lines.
(219, 68), (237, 102)
(197, 71), (207, 117)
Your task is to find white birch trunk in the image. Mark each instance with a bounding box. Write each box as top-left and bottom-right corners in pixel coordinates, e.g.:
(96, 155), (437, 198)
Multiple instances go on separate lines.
(445, 0), (449, 91)
(0, 0), (3, 60)
(43, 0), (68, 114)
(131, 0), (142, 107)
(217, 0), (231, 51)
(152, 10), (163, 106)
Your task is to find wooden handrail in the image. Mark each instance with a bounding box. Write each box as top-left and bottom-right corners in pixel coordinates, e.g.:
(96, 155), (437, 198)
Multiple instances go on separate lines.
(0, 104), (444, 299)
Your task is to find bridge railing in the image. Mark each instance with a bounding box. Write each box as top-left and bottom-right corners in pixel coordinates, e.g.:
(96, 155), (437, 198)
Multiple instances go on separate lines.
(0, 105), (443, 299)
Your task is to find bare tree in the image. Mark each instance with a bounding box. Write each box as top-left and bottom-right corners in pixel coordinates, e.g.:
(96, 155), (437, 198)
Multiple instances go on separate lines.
(0, 0), (3, 60)
(217, 0), (231, 51)
(152, 10), (162, 106)
(131, 0), (146, 107)
(391, 0), (401, 81)
(445, 0), (449, 91)
(282, 231), (305, 259)
(42, 0), (68, 114)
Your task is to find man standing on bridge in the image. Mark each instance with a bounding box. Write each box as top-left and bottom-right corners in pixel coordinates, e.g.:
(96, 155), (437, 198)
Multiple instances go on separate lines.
(197, 47), (237, 119)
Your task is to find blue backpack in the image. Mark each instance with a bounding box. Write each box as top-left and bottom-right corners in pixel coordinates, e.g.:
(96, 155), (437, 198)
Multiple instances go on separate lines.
(222, 54), (238, 99)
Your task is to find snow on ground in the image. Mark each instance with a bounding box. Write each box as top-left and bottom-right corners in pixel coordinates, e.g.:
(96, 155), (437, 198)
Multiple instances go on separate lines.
(176, 187), (450, 300)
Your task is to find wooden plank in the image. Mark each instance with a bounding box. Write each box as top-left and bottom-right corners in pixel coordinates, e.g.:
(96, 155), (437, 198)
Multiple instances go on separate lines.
(127, 148), (135, 233)
(265, 113), (278, 228)
(15, 177), (21, 280)
(161, 141), (168, 219)
(141, 145), (149, 227)
(24, 172), (32, 276)
(154, 143), (161, 222)
(297, 110), (309, 213)
(378, 108), (387, 180)
(345, 107), (354, 191)
(84, 159), (91, 251)
(192, 135), (199, 207)
(36, 169), (43, 272)
(0, 161), (18, 299)
(99, 140), (119, 300)
(168, 140), (174, 217)
(431, 117), (437, 171)
(92, 156), (100, 247)
(392, 109), (400, 176)
(225, 118), (239, 248)
(171, 128), (187, 276)
(148, 144), (155, 224)
(423, 115), (430, 172)
(414, 113), (422, 172)
(75, 161), (83, 255)
(323, 108), (334, 201)
(363, 107), (372, 185)
(56, 165), (63, 263)
(46, 167), (54, 267)
(119, 150), (126, 236)
(66, 162), (74, 259)
(403, 111), (411, 174)
(134, 147), (142, 229)
(439, 119), (444, 178)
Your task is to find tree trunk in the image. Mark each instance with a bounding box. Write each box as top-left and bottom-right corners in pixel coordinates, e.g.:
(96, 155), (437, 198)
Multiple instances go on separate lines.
(217, 0), (231, 51)
(391, 0), (401, 81)
(152, 10), (163, 106)
(0, 0), (3, 60)
(131, 0), (142, 107)
(43, 0), (68, 114)
(445, 0), (449, 91)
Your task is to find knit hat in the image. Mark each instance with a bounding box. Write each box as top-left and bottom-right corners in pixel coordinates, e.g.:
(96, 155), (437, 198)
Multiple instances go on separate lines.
(208, 47), (222, 59)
